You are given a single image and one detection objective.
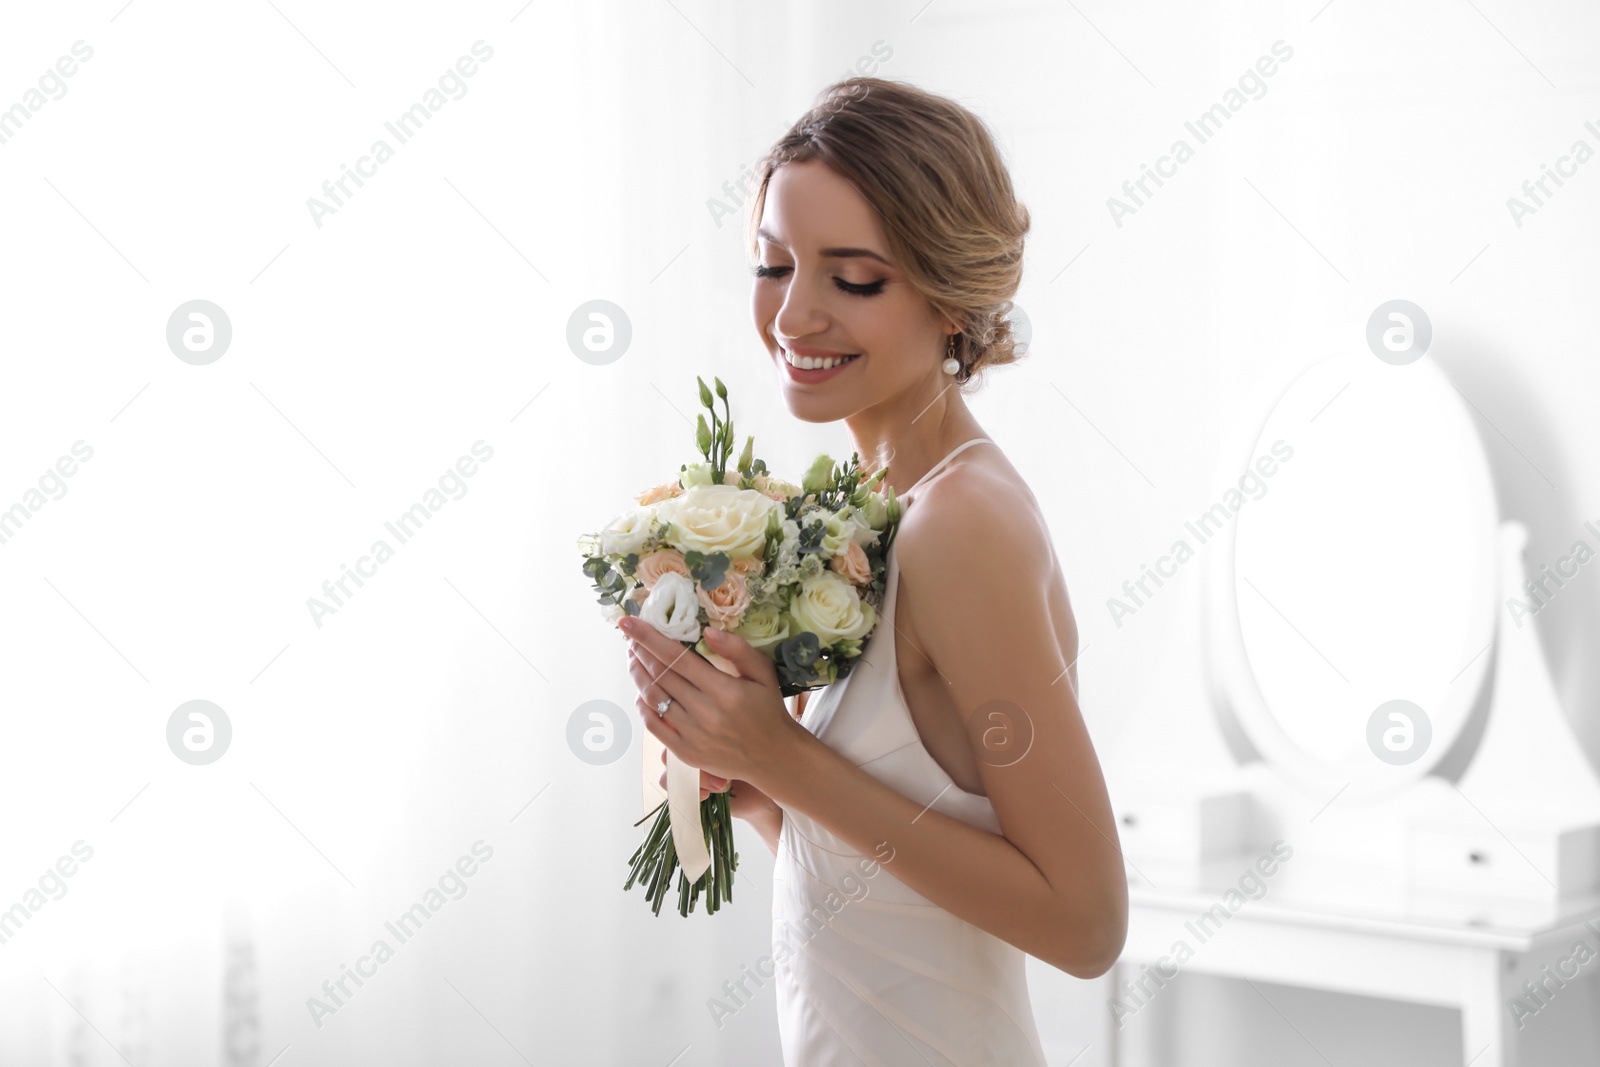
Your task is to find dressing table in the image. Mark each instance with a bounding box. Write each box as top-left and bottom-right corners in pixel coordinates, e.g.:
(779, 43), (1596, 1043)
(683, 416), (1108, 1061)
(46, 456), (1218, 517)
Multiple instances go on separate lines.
(1107, 350), (1600, 1067)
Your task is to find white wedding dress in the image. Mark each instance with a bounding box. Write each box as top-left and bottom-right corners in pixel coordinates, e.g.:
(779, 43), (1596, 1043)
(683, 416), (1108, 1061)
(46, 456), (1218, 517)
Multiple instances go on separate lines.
(771, 437), (1050, 1066)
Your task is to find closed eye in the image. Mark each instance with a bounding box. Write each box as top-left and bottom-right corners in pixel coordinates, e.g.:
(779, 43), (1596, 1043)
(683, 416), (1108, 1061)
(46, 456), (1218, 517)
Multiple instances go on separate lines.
(751, 263), (886, 298)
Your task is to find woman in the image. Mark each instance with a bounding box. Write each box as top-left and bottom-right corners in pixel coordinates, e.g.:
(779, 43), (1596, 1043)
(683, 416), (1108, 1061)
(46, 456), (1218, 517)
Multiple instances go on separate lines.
(621, 77), (1127, 1065)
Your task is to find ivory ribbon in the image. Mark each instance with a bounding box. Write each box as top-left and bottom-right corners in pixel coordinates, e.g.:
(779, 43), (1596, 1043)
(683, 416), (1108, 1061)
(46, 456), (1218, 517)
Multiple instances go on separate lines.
(639, 638), (742, 886)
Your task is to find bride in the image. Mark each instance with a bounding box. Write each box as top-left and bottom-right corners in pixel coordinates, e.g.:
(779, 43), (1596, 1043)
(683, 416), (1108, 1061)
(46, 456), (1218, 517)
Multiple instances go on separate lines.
(621, 76), (1127, 1065)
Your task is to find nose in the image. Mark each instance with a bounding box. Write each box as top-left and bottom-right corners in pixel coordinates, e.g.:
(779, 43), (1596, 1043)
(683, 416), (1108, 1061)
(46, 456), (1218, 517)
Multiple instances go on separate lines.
(770, 266), (830, 346)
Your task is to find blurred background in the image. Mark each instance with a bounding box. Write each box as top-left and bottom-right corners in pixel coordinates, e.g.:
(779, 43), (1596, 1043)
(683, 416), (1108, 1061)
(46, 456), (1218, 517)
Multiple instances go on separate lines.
(1, 0), (1599, 1064)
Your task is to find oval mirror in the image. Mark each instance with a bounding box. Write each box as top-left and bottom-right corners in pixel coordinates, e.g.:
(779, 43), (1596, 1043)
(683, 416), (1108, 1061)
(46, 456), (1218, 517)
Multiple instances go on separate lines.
(1204, 350), (1501, 800)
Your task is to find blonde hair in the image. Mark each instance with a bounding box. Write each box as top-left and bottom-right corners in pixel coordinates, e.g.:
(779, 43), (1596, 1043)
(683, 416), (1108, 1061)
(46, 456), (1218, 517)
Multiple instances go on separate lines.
(746, 77), (1031, 392)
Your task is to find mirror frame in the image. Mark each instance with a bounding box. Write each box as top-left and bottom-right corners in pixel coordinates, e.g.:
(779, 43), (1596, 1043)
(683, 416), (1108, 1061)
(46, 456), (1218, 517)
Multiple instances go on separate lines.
(1202, 351), (1501, 802)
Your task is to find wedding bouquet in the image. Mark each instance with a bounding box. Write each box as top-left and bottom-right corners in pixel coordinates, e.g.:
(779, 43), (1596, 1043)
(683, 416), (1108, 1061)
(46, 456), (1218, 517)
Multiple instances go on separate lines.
(578, 376), (901, 916)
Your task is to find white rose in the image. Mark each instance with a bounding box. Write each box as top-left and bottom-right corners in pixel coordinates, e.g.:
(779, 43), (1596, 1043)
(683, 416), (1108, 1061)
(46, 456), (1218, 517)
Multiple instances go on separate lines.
(599, 507), (657, 557)
(788, 570), (877, 646)
(657, 483), (779, 560)
(637, 571), (702, 643)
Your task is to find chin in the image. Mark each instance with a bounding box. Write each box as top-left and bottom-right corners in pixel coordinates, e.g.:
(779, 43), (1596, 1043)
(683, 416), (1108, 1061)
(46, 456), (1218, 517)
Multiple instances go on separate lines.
(778, 392), (844, 424)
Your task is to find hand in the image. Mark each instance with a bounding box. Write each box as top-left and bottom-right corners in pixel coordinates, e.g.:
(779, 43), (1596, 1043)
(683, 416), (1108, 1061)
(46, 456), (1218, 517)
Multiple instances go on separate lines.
(622, 616), (801, 789)
(657, 746), (777, 823)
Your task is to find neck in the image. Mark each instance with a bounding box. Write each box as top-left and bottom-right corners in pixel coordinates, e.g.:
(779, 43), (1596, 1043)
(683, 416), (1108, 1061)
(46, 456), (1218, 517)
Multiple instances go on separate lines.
(845, 382), (984, 501)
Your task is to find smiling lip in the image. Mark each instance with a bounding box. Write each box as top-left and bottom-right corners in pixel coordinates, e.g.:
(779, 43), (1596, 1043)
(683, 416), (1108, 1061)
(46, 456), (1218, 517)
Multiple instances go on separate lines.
(778, 344), (862, 383)
(787, 344), (853, 359)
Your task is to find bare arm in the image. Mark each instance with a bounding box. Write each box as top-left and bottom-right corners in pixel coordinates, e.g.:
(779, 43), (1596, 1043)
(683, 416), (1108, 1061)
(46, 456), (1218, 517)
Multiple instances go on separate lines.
(739, 691), (810, 857)
(751, 484), (1127, 978)
(748, 691), (812, 856)
(744, 793), (783, 857)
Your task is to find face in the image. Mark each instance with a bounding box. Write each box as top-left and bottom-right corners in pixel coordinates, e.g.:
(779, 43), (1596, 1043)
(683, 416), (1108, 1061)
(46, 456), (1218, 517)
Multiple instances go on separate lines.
(751, 159), (951, 421)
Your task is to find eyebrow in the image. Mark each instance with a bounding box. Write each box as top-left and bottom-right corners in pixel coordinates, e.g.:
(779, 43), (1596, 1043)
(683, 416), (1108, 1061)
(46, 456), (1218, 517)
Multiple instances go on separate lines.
(756, 228), (894, 268)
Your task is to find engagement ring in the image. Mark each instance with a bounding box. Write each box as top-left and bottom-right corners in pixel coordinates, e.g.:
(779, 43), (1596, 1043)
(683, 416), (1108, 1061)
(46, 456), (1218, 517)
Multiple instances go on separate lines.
(655, 697), (672, 717)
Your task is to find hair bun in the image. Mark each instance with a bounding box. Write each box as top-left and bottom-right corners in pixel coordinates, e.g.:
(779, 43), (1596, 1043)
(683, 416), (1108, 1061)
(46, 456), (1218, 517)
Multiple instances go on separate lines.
(958, 301), (1026, 386)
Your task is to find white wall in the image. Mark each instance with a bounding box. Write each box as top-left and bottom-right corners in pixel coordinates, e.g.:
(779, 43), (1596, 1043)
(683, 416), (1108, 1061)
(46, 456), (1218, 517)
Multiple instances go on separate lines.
(1, 1), (1597, 1064)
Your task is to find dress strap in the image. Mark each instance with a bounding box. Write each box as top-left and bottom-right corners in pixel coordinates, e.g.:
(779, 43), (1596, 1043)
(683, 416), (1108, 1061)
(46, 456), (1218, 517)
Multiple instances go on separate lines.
(901, 437), (995, 500)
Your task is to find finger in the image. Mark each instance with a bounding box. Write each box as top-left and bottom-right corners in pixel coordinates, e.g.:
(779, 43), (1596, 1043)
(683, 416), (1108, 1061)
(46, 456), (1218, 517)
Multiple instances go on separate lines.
(637, 694), (690, 756)
(626, 646), (663, 698)
(624, 620), (723, 694)
(629, 642), (702, 723)
(627, 646), (684, 717)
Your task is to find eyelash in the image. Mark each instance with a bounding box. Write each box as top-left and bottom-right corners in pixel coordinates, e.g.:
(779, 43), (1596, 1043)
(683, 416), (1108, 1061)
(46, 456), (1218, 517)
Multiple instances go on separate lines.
(751, 264), (886, 298)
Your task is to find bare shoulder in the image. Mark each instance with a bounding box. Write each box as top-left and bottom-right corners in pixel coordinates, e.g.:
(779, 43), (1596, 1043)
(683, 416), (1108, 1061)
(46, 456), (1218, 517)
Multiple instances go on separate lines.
(893, 442), (1079, 690)
(893, 443), (1055, 576)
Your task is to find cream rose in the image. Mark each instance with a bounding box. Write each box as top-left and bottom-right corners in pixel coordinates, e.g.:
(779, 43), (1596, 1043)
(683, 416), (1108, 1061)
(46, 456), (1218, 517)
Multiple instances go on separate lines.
(788, 570), (877, 645)
(697, 569), (752, 629)
(830, 539), (872, 586)
(637, 571), (702, 643)
(656, 483), (779, 560)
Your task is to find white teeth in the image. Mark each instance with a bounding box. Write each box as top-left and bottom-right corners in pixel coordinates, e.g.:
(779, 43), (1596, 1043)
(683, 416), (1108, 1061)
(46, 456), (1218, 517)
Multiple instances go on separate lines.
(785, 350), (858, 371)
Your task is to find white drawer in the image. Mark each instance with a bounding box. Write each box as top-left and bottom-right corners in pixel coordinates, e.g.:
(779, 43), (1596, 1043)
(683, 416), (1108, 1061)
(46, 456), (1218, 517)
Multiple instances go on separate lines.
(1113, 789), (1250, 864)
(1406, 821), (1600, 901)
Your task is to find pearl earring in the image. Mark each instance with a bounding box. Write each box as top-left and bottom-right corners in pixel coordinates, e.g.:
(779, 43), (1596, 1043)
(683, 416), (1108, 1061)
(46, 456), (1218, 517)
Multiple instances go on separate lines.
(942, 334), (960, 376)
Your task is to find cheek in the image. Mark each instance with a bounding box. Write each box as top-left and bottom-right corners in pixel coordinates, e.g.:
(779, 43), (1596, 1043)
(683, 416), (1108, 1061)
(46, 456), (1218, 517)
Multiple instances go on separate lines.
(849, 295), (920, 360)
(752, 289), (780, 339)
